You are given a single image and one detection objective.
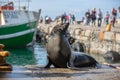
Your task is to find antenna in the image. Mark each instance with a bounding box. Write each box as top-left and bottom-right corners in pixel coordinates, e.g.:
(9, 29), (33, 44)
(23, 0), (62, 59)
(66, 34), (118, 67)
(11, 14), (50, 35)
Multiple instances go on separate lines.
(17, 0), (31, 11)
(18, 0), (20, 10)
(27, 0), (29, 11)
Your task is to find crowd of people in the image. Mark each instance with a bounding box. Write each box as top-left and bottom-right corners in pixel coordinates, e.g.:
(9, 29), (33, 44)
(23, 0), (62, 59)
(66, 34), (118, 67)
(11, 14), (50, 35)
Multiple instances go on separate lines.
(40, 13), (76, 24)
(40, 7), (120, 27)
(85, 8), (119, 27)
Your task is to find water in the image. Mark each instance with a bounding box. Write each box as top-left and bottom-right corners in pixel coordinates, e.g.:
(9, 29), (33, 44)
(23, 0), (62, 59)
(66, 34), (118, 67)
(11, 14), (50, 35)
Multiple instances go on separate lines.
(5, 47), (36, 66)
(5, 44), (48, 66)
(5, 44), (119, 66)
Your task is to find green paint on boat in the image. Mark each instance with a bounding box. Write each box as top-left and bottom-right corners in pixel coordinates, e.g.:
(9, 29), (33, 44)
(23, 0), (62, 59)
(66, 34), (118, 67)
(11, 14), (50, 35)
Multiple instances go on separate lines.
(0, 21), (36, 35)
(0, 31), (34, 48)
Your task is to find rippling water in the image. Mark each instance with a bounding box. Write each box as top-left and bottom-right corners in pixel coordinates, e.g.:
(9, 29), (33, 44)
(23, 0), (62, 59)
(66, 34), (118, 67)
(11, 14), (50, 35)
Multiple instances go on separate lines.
(5, 44), (48, 66)
(5, 43), (118, 66)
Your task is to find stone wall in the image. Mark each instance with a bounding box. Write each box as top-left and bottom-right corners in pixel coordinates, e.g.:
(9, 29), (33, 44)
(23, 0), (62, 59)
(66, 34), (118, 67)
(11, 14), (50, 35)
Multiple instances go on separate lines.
(38, 23), (120, 54)
(72, 28), (120, 54)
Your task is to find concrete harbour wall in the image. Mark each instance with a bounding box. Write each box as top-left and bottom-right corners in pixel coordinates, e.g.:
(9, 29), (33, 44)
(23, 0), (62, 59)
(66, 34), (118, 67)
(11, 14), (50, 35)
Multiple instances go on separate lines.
(38, 23), (120, 54)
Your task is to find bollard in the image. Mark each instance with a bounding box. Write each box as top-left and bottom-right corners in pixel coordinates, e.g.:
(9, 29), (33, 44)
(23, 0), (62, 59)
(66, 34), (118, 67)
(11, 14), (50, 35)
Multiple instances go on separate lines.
(0, 44), (12, 71)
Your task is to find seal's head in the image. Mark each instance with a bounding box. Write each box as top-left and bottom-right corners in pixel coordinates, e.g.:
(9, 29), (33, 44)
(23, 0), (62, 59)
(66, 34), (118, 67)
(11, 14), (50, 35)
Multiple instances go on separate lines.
(50, 23), (69, 35)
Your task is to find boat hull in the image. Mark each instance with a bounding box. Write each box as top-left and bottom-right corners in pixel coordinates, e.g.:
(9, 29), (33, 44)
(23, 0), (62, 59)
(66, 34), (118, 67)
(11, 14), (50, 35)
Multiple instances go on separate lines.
(0, 31), (34, 48)
(0, 21), (37, 48)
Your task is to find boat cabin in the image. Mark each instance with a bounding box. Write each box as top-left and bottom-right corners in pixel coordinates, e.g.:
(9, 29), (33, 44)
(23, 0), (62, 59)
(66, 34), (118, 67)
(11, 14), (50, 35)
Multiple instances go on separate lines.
(0, 2), (14, 11)
(0, 2), (14, 25)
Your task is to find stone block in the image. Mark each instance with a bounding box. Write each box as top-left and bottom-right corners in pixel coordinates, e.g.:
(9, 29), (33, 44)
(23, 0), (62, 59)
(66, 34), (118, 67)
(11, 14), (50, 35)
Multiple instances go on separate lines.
(69, 29), (74, 36)
(81, 31), (85, 36)
(41, 26), (49, 33)
(115, 44), (120, 52)
(104, 32), (115, 41)
(90, 48), (98, 54)
(74, 29), (81, 35)
(98, 42), (103, 48)
(97, 48), (106, 54)
(74, 35), (80, 40)
(90, 42), (99, 48)
(48, 27), (53, 34)
(85, 30), (91, 37)
(116, 33), (120, 43)
(80, 36), (89, 41)
(92, 31), (100, 40)
(105, 41), (115, 49)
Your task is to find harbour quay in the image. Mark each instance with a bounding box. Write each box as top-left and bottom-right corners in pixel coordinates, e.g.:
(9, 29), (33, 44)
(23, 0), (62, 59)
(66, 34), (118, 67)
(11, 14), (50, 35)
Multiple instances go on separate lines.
(37, 21), (120, 55)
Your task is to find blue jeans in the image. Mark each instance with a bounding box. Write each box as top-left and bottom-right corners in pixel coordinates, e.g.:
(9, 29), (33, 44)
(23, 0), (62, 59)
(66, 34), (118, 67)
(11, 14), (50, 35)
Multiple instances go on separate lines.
(86, 18), (90, 25)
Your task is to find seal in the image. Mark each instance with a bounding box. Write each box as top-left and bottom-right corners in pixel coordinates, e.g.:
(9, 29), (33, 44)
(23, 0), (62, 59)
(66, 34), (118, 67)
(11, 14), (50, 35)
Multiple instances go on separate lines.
(45, 23), (71, 68)
(69, 51), (99, 68)
(45, 23), (99, 68)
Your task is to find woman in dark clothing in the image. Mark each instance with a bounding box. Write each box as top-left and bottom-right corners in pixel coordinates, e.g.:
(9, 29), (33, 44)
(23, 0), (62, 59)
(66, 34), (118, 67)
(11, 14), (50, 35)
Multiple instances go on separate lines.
(91, 8), (96, 26)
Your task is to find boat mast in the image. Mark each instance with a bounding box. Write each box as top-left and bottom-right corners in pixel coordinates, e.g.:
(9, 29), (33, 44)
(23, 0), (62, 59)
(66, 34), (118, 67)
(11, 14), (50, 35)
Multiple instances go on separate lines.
(27, 0), (29, 11)
(18, 0), (30, 11)
(18, 0), (20, 10)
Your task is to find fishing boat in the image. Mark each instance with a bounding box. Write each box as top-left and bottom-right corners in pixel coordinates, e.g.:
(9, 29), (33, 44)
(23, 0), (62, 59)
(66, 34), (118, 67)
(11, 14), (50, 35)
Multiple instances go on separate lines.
(0, 1), (40, 48)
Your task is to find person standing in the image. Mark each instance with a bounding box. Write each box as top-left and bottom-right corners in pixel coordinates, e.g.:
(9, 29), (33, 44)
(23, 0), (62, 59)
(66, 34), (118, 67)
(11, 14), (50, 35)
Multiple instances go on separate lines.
(65, 14), (69, 23)
(105, 11), (110, 25)
(110, 14), (116, 27)
(118, 6), (120, 24)
(45, 16), (49, 24)
(71, 14), (76, 24)
(111, 8), (117, 27)
(85, 9), (91, 25)
(112, 8), (117, 17)
(97, 8), (103, 27)
(91, 8), (96, 26)
(61, 12), (66, 23)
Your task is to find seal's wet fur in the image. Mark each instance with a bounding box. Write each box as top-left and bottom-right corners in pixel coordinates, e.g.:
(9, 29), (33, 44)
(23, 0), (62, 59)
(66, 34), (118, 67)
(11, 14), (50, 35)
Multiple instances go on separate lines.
(45, 23), (99, 68)
(45, 23), (71, 68)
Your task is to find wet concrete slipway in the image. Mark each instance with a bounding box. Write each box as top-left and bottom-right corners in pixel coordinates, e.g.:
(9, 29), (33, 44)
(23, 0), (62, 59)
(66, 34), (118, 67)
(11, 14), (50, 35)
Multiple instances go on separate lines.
(1, 44), (120, 80)
(0, 65), (120, 80)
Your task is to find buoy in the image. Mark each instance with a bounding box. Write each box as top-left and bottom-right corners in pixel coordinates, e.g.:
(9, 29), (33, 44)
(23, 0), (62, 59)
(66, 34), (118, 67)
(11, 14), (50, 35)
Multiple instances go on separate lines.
(106, 23), (111, 32)
(99, 30), (104, 41)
